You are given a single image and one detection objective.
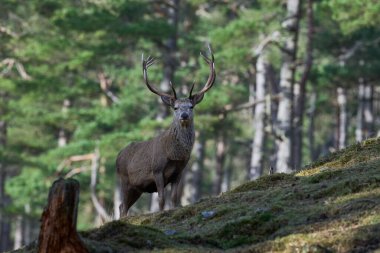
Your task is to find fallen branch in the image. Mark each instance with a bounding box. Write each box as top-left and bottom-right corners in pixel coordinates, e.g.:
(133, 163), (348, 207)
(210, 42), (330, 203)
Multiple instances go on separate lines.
(56, 150), (112, 222)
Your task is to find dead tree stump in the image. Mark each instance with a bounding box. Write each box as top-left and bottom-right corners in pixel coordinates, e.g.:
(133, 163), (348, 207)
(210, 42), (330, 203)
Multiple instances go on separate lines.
(38, 178), (89, 253)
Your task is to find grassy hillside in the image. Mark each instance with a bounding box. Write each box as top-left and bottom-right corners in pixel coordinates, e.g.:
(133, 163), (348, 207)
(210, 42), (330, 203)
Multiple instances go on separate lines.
(16, 138), (380, 252)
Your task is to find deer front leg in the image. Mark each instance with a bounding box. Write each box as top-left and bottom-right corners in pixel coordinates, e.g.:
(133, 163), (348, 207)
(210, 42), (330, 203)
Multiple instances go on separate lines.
(154, 172), (165, 211)
(171, 177), (181, 208)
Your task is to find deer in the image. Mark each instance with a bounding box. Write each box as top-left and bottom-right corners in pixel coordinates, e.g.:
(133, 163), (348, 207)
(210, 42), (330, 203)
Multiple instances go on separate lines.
(116, 45), (216, 217)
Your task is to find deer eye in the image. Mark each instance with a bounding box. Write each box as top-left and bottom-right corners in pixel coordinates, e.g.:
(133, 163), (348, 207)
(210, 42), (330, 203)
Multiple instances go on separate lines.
(190, 106), (193, 109)
(174, 107), (179, 110)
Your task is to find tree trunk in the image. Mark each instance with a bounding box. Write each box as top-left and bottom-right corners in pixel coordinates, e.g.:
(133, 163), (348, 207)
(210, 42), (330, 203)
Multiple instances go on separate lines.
(363, 83), (374, 138)
(221, 157), (232, 192)
(181, 132), (205, 205)
(249, 53), (267, 180)
(58, 99), (70, 147)
(356, 79), (365, 142)
(38, 178), (88, 253)
(307, 89), (317, 161)
(13, 215), (23, 250)
(90, 148), (111, 222)
(113, 181), (121, 220)
(0, 102), (12, 252)
(355, 81), (374, 141)
(267, 64), (280, 169)
(293, 0), (313, 170)
(23, 204), (32, 246)
(213, 134), (226, 195)
(156, 0), (180, 121)
(275, 0), (301, 173)
(337, 87), (348, 149)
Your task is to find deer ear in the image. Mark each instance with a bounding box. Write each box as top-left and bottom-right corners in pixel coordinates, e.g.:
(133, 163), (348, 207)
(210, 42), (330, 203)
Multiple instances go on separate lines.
(190, 93), (205, 105)
(161, 96), (175, 107)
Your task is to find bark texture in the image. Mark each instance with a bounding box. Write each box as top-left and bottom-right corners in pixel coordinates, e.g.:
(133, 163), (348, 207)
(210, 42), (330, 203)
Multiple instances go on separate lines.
(38, 178), (88, 253)
(213, 134), (226, 195)
(293, 0), (313, 170)
(0, 100), (12, 252)
(275, 0), (301, 173)
(249, 53), (267, 180)
(356, 80), (374, 142)
(337, 87), (348, 149)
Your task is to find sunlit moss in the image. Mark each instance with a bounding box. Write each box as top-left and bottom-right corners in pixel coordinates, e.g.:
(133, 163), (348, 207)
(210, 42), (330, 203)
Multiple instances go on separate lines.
(14, 137), (380, 252)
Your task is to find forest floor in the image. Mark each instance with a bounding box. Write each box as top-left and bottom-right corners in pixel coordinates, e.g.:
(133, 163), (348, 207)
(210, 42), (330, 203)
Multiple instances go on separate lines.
(17, 137), (380, 252)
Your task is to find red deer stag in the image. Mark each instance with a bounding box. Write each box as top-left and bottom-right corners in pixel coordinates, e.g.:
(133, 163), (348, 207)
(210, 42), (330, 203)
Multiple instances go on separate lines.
(116, 45), (215, 217)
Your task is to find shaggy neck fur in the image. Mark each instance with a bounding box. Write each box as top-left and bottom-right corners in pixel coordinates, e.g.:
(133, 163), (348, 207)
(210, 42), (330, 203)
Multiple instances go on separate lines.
(166, 119), (195, 160)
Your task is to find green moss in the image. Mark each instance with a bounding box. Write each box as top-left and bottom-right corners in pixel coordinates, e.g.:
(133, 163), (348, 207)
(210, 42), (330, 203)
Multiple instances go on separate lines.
(231, 173), (296, 193)
(303, 137), (380, 171)
(81, 220), (181, 252)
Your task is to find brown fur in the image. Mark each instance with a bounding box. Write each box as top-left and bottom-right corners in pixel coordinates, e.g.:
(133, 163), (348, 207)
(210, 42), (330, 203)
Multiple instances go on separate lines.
(116, 100), (195, 216)
(117, 46), (215, 217)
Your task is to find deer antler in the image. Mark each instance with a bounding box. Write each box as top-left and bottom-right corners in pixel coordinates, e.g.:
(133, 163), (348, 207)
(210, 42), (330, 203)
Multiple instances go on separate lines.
(189, 44), (216, 100)
(142, 54), (177, 100)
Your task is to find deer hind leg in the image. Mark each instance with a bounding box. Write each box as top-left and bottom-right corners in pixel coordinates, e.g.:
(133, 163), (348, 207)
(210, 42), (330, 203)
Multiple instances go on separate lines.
(154, 172), (165, 211)
(120, 180), (142, 217)
(170, 176), (181, 208)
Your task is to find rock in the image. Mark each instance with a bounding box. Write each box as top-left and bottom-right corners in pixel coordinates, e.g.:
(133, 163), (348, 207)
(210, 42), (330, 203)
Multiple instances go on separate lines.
(201, 210), (215, 219)
(164, 229), (177, 236)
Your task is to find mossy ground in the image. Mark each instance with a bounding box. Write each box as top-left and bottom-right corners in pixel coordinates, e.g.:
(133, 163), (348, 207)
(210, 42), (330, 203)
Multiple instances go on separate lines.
(14, 138), (380, 252)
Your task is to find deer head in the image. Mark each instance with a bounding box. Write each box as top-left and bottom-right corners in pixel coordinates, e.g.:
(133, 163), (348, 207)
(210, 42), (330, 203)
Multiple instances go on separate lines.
(142, 44), (215, 127)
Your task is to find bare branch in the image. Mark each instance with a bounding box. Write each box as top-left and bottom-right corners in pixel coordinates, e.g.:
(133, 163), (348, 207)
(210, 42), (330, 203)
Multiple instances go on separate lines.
(97, 72), (120, 104)
(221, 94), (281, 114)
(0, 58), (31, 80)
(0, 26), (18, 38)
(15, 62), (31, 80)
(338, 37), (380, 62)
(64, 166), (90, 179)
(253, 31), (281, 56)
(56, 150), (112, 222)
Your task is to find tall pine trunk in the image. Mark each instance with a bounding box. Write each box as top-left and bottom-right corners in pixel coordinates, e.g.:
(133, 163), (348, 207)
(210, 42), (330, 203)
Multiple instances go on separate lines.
(307, 89), (317, 160)
(337, 87), (348, 149)
(249, 53), (267, 180)
(363, 84), (374, 138)
(356, 79), (365, 142)
(356, 81), (374, 140)
(213, 134), (226, 195)
(0, 95), (12, 252)
(293, 0), (313, 170)
(275, 0), (301, 173)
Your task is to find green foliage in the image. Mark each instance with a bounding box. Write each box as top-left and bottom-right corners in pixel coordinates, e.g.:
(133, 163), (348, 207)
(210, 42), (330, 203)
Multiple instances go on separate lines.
(327, 0), (380, 34)
(2, 0), (380, 240)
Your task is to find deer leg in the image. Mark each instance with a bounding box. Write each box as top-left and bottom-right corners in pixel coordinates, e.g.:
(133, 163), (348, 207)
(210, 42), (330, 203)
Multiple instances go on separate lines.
(171, 177), (181, 208)
(120, 180), (142, 217)
(120, 188), (142, 217)
(154, 173), (165, 211)
(119, 178), (128, 218)
(125, 188), (142, 214)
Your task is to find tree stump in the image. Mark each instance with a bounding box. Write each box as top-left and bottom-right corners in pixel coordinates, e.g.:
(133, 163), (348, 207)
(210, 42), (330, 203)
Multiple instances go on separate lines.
(38, 178), (88, 253)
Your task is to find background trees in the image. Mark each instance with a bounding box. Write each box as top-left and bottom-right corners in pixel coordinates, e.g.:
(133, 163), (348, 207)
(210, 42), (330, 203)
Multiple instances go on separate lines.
(1, 0), (380, 251)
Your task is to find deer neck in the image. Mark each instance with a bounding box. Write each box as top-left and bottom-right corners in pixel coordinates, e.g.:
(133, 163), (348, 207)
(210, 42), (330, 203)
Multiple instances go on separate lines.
(166, 119), (195, 160)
